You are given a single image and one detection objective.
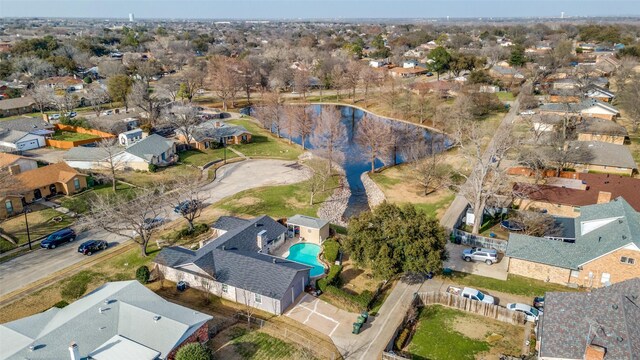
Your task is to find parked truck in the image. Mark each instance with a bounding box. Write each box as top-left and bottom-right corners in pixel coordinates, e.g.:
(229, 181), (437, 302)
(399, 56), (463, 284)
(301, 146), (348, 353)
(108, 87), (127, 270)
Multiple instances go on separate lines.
(446, 286), (496, 305)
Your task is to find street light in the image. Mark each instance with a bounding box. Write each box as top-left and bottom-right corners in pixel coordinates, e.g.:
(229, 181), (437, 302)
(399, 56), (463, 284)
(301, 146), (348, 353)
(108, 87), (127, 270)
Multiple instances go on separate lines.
(223, 137), (227, 164)
(23, 206), (32, 250)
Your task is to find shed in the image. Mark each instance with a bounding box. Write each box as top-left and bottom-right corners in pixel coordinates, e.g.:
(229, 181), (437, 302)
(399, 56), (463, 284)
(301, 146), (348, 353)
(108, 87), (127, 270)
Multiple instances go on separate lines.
(286, 215), (330, 245)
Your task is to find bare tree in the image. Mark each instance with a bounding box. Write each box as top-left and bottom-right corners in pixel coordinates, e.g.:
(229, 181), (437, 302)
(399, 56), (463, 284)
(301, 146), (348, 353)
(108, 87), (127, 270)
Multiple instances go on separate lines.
(98, 59), (127, 78)
(311, 106), (346, 174)
(239, 288), (258, 326)
(237, 59), (257, 104)
(164, 105), (202, 147)
(86, 187), (166, 257)
(86, 87), (110, 117)
(27, 85), (54, 114)
(360, 66), (381, 105)
(305, 159), (330, 205)
(254, 91), (283, 136)
(209, 57), (240, 110)
(157, 77), (180, 102)
(405, 137), (452, 195)
(618, 74), (640, 133)
(343, 61), (362, 101)
(95, 138), (125, 192)
(293, 68), (312, 100)
(295, 105), (315, 150)
(127, 80), (164, 125)
(613, 57), (638, 93)
(282, 105), (301, 144)
(179, 65), (206, 103)
(167, 179), (207, 231)
(52, 92), (79, 115)
(331, 64), (345, 100)
(355, 115), (394, 173)
(510, 210), (563, 238)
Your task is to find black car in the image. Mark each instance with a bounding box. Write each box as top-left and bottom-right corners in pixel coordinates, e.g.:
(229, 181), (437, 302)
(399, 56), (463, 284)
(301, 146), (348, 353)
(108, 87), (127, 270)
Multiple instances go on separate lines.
(78, 240), (108, 255)
(41, 228), (76, 249)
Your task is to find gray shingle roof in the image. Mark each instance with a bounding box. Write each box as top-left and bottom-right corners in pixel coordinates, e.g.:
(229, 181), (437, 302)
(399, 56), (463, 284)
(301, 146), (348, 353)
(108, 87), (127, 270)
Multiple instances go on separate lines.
(576, 117), (628, 136)
(155, 215), (311, 300)
(0, 281), (212, 360)
(125, 134), (174, 162)
(0, 96), (35, 110)
(569, 141), (637, 169)
(287, 214), (329, 229)
(539, 278), (640, 359)
(507, 197), (640, 269)
(0, 129), (29, 144)
(0, 117), (53, 133)
(191, 121), (250, 143)
(211, 216), (249, 232)
(63, 146), (123, 162)
(539, 99), (619, 114)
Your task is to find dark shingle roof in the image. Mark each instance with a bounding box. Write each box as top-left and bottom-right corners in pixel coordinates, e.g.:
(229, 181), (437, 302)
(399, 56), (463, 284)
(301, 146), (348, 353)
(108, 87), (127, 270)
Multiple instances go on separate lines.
(125, 134), (174, 162)
(211, 216), (249, 232)
(0, 97), (35, 111)
(539, 278), (640, 359)
(191, 121), (250, 143)
(203, 215), (286, 253)
(569, 141), (637, 169)
(507, 197), (640, 269)
(0, 117), (53, 133)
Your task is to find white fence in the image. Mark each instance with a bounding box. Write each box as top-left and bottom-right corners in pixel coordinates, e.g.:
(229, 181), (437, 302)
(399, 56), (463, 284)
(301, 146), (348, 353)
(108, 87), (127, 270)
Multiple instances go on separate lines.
(451, 228), (509, 252)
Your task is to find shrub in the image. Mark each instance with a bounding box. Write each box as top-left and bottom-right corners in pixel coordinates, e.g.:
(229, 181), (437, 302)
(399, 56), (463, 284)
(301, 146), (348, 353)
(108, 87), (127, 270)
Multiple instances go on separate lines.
(395, 328), (410, 350)
(323, 239), (340, 263)
(316, 278), (328, 291)
(148, 163), (158, 172)
(60, 271), (96, 300)
(52, 300), (69, 308)
(136, 265), (150, 284)
(83, 76), (92, 84)
(326, 264), (342, 286)
(324, 286), (373, 310)
(175, 343), (212, 360)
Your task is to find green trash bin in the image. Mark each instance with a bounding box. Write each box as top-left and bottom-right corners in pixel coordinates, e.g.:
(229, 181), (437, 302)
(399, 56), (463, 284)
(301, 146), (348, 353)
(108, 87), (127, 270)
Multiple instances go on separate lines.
(443, 268), (453, 276)
(361, 311), (369, 323)
(352, 322), (362, 334)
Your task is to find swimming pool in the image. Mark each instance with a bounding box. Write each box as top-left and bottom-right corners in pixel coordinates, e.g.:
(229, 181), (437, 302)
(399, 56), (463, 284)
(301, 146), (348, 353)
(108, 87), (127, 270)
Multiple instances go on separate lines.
(286, 243), (325, 277)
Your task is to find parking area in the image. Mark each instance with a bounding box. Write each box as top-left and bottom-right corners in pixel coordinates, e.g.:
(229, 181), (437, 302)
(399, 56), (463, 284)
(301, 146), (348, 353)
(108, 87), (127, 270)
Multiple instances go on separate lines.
(444, 243), (509, 280)
(285, 294), (346, 337)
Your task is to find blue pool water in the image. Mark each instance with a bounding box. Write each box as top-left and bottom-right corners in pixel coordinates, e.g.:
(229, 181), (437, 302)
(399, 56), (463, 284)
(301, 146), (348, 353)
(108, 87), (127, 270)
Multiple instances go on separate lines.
(287, 243), (325, 277)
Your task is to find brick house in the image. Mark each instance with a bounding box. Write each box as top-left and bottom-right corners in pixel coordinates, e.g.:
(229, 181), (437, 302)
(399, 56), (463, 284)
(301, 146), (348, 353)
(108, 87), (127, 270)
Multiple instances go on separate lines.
(0, 96), (36, 117)
(567, 141), (637, 176)
(0, 281), (212, 359)
(178, 120), (251, 150)
(538, 99), (620, 121)
(537, 278), (640, 359)
(506, 197), (640, 287)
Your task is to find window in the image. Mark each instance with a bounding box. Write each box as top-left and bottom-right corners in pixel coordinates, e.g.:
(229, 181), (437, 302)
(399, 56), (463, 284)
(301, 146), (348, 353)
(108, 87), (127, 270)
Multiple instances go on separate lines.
(5, 200), (13, 215)
(222, 284), (228, 293)
(254, 293), (262, 304)
(73, 178), (80, 191)
(621, 257), (636, 265)
(570, 270), (580, 278)
(601, 272), (611, 284)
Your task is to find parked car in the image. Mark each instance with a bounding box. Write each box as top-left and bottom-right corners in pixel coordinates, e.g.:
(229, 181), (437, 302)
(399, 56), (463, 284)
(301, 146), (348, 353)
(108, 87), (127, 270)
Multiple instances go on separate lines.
(78, 240), (108, 255)
(446, 286), (495, 305)
(501, 220), (524, 232)
(426, 72), (434, 76)
(519, 110), (536, 115)
(49, 113), (61, 120)
(143, 217), (165, 230)
(174, 200), (201, 215)
(102, 110), (114, 116)
(65, 111), (77, 118)
(462, 247), (498, 265)
(506, 303), (542, 322)
(41, 228), (76, 249)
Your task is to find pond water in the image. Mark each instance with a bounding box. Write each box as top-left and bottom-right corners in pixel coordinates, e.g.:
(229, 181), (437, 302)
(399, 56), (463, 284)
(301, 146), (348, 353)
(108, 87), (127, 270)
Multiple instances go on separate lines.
(252, 105), (449, 217)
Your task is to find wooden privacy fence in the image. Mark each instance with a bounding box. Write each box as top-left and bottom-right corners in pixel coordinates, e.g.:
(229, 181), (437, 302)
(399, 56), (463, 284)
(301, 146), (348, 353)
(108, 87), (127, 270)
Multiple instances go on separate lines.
(451, 228), (509, 253)
(46, 123), (115, 149)
(414, 291), (526, 325)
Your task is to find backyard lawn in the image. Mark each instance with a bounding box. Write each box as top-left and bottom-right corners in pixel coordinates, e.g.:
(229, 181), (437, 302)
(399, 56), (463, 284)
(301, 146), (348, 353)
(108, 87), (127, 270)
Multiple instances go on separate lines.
(448, 272), (579, 298)
(0, 208), (73, 253)
(211, 325), (316, 360)
(180, 148), (238, 167)
(214, 174), (339, 219)
(496, 92), (515, 102)
(60, 183), (136, 214)
(115, 164), (200, 188)
(227, 119), (303, 160)
(407, 305), (523, 360)
(51, 131), (99, 141)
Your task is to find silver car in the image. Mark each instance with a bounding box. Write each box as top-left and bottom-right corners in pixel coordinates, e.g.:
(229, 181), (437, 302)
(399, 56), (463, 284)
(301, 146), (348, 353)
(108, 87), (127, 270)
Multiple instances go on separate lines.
(507, 303), (542, 322)
(462, 247), (498, 265)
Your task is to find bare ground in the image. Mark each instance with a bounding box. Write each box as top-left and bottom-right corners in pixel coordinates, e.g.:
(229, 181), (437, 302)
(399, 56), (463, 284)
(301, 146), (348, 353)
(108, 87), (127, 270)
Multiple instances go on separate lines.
(451, 313), (525, 359)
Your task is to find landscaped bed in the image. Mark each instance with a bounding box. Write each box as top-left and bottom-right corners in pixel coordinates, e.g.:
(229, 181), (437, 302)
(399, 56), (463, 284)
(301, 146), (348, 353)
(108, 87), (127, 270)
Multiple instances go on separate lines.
(405, 305), (524, 360)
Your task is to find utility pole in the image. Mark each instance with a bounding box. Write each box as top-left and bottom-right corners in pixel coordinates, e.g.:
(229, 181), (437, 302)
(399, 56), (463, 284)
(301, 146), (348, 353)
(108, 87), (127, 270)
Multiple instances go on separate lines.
(24, 206), (32, 250)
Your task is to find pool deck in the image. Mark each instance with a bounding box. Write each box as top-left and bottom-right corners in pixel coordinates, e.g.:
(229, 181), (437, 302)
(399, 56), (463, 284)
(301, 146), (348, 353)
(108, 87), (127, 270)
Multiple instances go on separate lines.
(271, 236), (310, 258)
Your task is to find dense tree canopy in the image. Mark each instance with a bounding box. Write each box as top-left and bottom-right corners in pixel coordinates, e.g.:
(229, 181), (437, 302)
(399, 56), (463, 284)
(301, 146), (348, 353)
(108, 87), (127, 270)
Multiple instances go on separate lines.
(344, 202), (448, 279)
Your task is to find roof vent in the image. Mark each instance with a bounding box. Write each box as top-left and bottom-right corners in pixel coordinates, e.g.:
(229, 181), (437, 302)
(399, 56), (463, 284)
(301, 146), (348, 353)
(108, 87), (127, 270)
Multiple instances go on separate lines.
(222, 245), (226, 251)
(272, 258), (276, 264)
(29, 345), (36, 351)
(104, 299), (110, 305)
(617, 336), (624, 342)
(622, 235), (627, 240)
(98, 307), (104, 314)
(153, 315), (161, 322)
(619, 219), (623, 224)
(612, 304), (618, 310)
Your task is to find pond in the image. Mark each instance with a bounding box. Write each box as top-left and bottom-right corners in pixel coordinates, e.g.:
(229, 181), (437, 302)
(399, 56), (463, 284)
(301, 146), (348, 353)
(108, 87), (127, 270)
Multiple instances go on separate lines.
(252, 105), (450, 217)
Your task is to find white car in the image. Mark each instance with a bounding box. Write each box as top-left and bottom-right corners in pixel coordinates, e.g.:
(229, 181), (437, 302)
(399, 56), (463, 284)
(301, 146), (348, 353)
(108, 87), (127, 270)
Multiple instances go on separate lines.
(50, 113), (61, 120)
(102, 110), (114, 116)
(506, 303), (541, 322)
(519, 110), (535, 115)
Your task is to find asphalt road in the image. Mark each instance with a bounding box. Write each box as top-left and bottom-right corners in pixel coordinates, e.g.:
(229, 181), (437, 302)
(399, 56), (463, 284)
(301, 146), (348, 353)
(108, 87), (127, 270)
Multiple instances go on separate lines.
(0, 159), (309, 299)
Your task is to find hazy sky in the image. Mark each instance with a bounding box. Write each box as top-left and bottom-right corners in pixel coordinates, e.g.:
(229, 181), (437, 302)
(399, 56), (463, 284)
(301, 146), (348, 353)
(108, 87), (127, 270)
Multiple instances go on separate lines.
(1, 0), (639, 19)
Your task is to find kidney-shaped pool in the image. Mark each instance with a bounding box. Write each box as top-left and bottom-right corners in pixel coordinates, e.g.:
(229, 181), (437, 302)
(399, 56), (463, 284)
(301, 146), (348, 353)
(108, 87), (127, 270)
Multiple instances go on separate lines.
(286, 243), (325, 277)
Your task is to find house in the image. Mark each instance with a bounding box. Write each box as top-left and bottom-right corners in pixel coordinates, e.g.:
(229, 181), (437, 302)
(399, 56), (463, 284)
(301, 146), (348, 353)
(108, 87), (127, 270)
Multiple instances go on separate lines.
(0, 116), (55, 134)
(0, 153), (38, 174)
(0, 129), (46, 151)
(0, 281), (212, 360)
(507, 197), (640, 287)
(181, 121), (251, 150)
(568, 141), (637, 176)
(64, 134), (176, 171)
(118, 128), (144, 146)
(538, 99), (620, 120)
(12, 162), (88, 203)
(286, 215), (330, 245)
(547, 89), (581, 103)
(513, 173), (640, 217)
(536, 278), (640, 360)
(551, 77), (609, 91)
(584, 84), (615, 103)
(88, 112), (140, 134)
(389, 66), (429, 78)
(488, 65), (525, 80)
(38, 76), (84, 92)
(0, 96), (36, 117)
(575, 117), (628, 144)
(155, 215), (311, 315)
(368, 59), (388, 68)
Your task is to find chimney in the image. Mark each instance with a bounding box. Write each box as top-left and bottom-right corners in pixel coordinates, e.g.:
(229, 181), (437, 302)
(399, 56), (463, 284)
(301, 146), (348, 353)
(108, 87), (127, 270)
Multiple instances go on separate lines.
(215, 121), (221, 128)
(597, 191), (612, 204)
(257, 230), (267, 250)
(69, 342), (80, 360)
(584, 344), (606, 360)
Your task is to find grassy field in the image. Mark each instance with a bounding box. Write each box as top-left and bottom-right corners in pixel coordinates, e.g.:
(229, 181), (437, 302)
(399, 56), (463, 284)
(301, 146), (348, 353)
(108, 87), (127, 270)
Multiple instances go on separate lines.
(0, 209), (73, 253)
(215, 174), (339, 219)
(115, 164), (200, 188)
(407, 305), (523, 360)
(227, 119), (303, 160)
(211, 325), (316, 360)
(51, 131), (99, 141)
(496, 92), (515, 102)
(180, 148), (239, 167)
(448, 272), (579, 298)
(60, 183), (136, 214)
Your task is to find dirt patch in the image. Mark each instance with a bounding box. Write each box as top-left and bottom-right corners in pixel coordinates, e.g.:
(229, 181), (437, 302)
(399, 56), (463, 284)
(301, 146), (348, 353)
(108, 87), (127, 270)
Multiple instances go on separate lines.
(450, 312), (525, 360)
(232, 196), (262, 207)
(339, 253), (378, 294)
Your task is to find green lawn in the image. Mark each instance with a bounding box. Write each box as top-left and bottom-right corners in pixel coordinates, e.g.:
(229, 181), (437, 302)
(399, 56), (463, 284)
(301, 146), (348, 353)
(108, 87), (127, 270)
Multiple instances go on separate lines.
(0, 209), (74, 253)
(448, 272), (578, 298)
(226, 327), (315, 360)
(413, 193), (456, 218)
(61, 183), (136, 214)
(369, 172), (402, 188)
(496, 92), (515, 102)
(227, 119), (303, 160)
(51, 131), (99, 141)
(180, 148), (238, 167)
(408, 306), (490, 360)
(215, 175), (339, 218)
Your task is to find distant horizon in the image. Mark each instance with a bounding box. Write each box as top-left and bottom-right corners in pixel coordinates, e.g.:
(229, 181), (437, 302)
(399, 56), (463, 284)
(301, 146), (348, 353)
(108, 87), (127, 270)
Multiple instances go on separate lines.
(1, 1), (640, 20)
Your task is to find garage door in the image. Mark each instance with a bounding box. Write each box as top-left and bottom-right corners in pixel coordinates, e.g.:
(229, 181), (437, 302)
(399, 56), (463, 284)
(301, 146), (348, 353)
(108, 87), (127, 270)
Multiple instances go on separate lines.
(17, 139), (40, 150)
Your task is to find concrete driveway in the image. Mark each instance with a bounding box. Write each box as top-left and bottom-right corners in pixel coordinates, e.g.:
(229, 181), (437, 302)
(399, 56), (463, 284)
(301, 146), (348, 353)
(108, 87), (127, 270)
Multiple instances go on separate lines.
(444, 243), (509, 280)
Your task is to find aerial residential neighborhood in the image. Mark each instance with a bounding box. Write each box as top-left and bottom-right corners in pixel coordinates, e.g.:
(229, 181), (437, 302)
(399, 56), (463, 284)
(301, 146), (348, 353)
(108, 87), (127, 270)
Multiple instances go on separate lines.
(1, 1), (640, 359)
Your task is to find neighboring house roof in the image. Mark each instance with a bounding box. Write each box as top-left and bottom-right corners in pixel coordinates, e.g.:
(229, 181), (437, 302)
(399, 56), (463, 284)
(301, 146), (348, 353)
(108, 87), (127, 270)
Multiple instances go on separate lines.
(13, 162), (87, 191)
(539, 99), (619, 115)
(63, 146), (122, 162)
(539, 278), (640, 360)
(287, 214), (329, 229)
(0, 129), (31, 144)
(155, 215), (311, 300)
(491, 65), (521, 76)
(0, 117), (53, 133)
(568, 141), (637, 169)
(507, 197), (640, 269)
(211, 215), (249, 232)
(514, 173), (640, 211)
(576, 117), (628, 136)
(0, 96), (35, 111)
(120, 128), (143, 137)
(0, 153), (33, 168)
(191, 121), (250, 143)
(585, 84), (615, 99)
(0, 281), (212, 360)
(124, 134), (174, 162)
